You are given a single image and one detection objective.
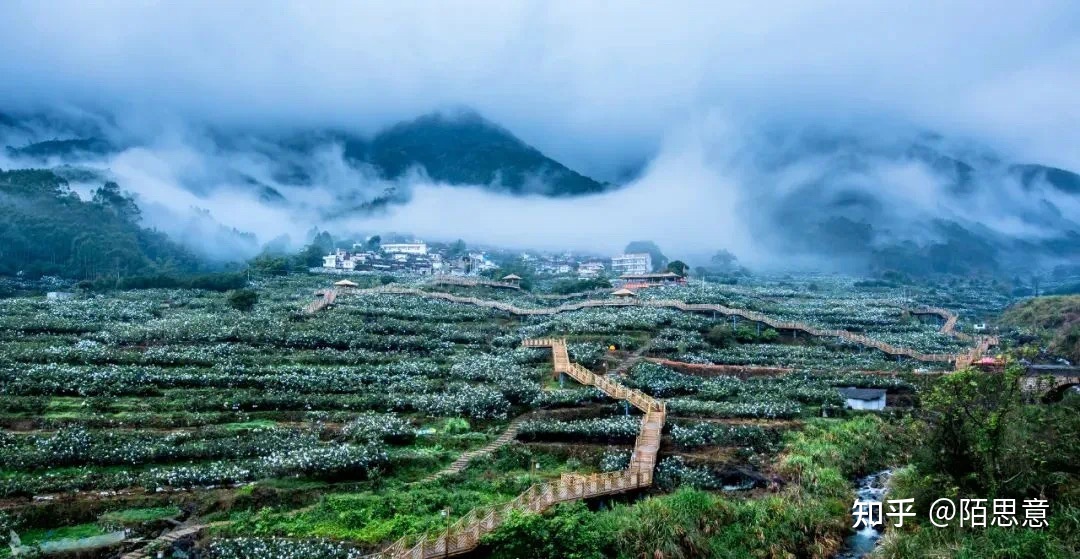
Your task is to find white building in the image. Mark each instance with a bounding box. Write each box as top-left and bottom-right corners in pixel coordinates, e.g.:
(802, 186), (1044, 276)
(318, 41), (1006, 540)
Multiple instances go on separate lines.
(578, 262), (605, 278)
(611, 253), (652, 276)
(382, 242), (428, 255)
(837, 388), (887, 411)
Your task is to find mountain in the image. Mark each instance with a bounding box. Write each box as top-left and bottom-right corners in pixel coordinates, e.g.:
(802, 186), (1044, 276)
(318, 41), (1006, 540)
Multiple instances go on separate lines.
(2, 109), (607, 199)
(0, 169), (203, 278)
(2, 107), (1078, 277)
(1009, 164), (1080, 195)
(5, 137), (115, 160)
(755, 133), (1080, 275)
(357, 111), (607, 196)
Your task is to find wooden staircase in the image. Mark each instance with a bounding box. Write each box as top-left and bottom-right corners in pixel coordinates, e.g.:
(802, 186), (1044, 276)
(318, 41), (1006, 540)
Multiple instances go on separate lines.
(420, 416), (528, 483)
(368, 338), (665, 558)
(119, 524), (212, 559)
(303, 288), (338, 314)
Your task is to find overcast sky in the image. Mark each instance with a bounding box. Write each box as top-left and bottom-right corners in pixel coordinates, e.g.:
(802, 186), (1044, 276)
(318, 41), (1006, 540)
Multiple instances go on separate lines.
(2, 0), (1079, 174)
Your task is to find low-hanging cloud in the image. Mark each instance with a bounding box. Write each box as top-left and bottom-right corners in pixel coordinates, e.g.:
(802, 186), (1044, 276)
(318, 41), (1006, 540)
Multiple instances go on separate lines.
(1, 1), (1079, 176)
(1, 1), (1078, 270)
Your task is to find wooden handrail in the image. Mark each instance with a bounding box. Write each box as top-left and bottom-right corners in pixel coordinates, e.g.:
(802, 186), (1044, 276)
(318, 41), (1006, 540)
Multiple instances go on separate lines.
(325, 286), (998, 557)
(364, 339), (665, 558)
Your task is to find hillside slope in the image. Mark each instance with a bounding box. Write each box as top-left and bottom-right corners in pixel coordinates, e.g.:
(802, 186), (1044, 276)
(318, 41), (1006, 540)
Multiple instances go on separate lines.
(0, 169), (202, 278)
(1000, 296), (1080, 362)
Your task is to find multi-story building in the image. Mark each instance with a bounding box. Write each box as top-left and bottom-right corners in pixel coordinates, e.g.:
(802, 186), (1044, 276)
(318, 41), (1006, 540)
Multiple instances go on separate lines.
(381, 242), (428, 255)
(610, 253), (652, 276)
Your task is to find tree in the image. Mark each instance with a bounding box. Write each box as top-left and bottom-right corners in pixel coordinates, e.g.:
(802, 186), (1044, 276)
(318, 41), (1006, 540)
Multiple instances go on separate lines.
(226, 289), (259, 312)
(706, 326), (737, 348)
(624, 240), (667, 272)
(0, 170), (201, 279)
(311, 230), (334, 254)
(365, 235), (381, 251)
(448, 239), (467, 258)
(92, 182), (141, 223)
(912, 367), (1023, 493)
(709, 249), (738, 271)
(292, 244), (324, 268)
(249, 255), (290, 276)
(667, 260), (688, 277)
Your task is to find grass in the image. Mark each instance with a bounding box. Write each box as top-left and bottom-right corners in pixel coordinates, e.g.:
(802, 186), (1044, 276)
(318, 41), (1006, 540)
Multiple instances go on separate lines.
(219, 444), (586, 548)
(99, 506), (181, 525)
(471, 416), (902, 559)
(16, 522), (109, 546)
(218, 419), (280, 430)
(1000, 295), (1080, 362)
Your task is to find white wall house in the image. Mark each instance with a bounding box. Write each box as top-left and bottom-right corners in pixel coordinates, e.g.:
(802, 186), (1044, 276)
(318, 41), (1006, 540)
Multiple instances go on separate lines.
(322, 254), (339, 268)
(382, 242), (428, 255)
(837, 388), (887, 411)
(578, 262), (605, 278)
(611, 253), (652, 276)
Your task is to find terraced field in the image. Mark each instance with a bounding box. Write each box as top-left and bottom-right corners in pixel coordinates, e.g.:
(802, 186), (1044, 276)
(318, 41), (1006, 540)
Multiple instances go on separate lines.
(0, 274), (997, 557)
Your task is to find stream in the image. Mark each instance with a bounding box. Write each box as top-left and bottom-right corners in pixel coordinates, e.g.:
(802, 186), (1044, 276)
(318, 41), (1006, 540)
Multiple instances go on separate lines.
(835, 469), (893, 559)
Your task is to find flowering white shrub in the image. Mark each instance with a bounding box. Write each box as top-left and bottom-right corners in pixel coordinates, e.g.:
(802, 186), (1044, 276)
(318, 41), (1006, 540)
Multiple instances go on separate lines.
(654, 456), (758, 492)
(670, 422), (780, 451)
(667, 398), (803, 419)
(600, 449), (631, 472)
(411, 384), (510, 419)
(207, 537), (364, 559)
(342, 412), (415, 444)
(518, 415), (639, 442)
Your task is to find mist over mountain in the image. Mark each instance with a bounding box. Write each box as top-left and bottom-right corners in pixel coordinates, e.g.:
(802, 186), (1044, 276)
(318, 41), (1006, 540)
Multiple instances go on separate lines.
(1, 2), (1078, 278)
(1, 104), (1077, 278)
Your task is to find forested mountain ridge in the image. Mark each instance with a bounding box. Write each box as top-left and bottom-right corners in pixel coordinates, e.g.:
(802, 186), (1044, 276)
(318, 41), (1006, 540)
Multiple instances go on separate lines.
(3, 110), (608, 198)
(3, 107), (1080, 278)
(357, 111), (607, 195)
(0, 169), (202, 279)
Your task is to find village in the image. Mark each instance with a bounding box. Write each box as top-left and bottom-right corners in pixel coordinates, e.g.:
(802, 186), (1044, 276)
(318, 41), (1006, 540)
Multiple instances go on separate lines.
(316, 240), (689, 290)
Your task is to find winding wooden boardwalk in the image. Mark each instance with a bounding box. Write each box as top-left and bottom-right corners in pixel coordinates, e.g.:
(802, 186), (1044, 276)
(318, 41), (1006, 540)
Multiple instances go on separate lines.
(295, 283), (1003, 558)
(119, 523), (215, 559)
(370, 338), (665, 559)
(348, 286), (997, 368)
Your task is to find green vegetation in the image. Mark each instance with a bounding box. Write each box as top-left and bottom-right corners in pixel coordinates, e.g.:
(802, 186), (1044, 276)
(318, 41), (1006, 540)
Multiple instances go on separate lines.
(99, 506), (181, 525)
(15, 522), (109, 546)
(547, 277), (612, 294)
(479, 416), (900, 559)
(0, 170), (202, 279)
(875, 369), (1080, 558)
(1, 271), (1074, 558)
(1000, 295), (1080, 362)
(363, 111), (607, 196)
(226, 288), (259, 311)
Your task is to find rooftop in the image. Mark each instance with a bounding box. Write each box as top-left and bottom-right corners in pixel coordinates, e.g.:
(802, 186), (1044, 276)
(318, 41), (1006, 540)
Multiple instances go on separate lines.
(619, 272), (681, 279)
(837, 387), (887, 401)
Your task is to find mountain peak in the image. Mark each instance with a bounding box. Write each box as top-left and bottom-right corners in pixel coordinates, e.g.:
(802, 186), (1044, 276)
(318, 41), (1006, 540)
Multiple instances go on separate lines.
(363, 109), (606, 196)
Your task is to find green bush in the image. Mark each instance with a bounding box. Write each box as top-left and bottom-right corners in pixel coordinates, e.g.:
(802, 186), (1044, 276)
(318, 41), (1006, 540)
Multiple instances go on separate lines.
(227, 289), (259, 312)
(481, 502), (609, 559)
